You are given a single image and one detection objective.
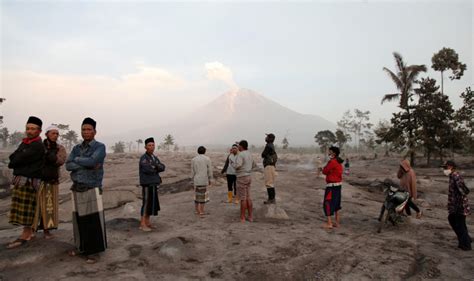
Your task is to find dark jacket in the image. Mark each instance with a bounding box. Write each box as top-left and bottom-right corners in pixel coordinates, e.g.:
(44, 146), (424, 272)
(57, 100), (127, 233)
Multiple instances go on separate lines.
(8, 138), (45, 179)
(261, 143), (277, 167)
(448, 172), (470, 215)
(139, 153), (165, 186)
(42, 139), (67, 183)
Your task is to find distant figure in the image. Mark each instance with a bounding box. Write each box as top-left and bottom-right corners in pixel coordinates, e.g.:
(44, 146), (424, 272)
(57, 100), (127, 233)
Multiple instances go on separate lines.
(344, 158), (350, 176)
(139, 137), (165, 232)
(221, 144), (239, 203)
(321, 146), (344, 229)
(66, 117), (107, 264)
(442, 160), (471, 251)
(397, 159), (422, 219)
(191, 146), (213, 217)
(262, 133), (278, 204)
(33, 125), (67, 239)
(231, 140), (254, 223)
(7, 116), (45, 249)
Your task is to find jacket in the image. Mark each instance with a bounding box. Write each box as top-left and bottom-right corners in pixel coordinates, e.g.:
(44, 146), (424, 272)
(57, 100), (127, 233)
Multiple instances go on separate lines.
(139, 153), (165, 186)
(322, 157), (343, 183)
(65, 140), (106, 188)
(42, 139), (67, 183)
(397, 159), (417, 199)
(261, 143), (277, 167)
(9, 137), (45, 179)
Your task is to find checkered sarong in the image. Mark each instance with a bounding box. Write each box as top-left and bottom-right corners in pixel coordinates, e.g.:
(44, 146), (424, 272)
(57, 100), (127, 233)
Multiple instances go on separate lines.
(9, 179), (38, 226)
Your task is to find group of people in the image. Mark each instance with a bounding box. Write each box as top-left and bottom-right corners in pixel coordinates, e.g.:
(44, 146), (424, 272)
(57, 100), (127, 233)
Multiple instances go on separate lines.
(4, 116), (471, 266)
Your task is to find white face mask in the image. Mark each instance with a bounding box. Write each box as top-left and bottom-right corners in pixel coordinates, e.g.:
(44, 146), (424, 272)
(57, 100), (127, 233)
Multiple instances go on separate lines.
(443, 169), (452, 176)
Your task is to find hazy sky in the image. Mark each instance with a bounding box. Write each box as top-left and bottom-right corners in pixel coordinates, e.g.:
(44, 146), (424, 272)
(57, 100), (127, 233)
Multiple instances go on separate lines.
(1, 0), (472, 138)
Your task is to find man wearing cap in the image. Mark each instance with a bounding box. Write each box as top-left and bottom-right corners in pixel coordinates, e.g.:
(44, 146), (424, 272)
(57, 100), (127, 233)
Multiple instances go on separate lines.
(231, 140), (255, 223)
(139, 137), (165, 231)
(66, 117), (107, 263)
(442, 160), (471, 251)
(191, 146), (213, 217)
(32, 125), (67, 239)
(6, 116), (45, 249)
(221, 144), (239, 203)
(262, 133), (278, 204)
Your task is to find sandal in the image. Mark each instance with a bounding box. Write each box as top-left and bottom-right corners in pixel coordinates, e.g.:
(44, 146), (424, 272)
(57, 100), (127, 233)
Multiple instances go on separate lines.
(6, 238), (28, 249)
(68, 249), (78, 257)
(85, 257), (97, 264)
(139, 226), (152, 232)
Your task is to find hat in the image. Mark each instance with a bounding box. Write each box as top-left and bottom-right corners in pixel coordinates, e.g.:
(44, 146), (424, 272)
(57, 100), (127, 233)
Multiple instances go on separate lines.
(265, 133), (275, 143)
(145, 137), (154, 145)
(27, 116), (42, 129)
(45, 125), (59, 134)
(82, 117), (96, 129)
(441, 160), (457, 168)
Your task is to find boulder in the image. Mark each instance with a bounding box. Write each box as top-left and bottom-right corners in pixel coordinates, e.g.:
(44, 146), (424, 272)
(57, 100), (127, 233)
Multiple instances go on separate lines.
(157, 237), (187, 261)
(257, 204), (289, 220)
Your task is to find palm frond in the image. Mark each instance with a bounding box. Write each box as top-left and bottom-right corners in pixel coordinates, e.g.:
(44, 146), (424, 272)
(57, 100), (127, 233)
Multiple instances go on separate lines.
(381, 93), (400, 104)
(383, 67), (403, 90)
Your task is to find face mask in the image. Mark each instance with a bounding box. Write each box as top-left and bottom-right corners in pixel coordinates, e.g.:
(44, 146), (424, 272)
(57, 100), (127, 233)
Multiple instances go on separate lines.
(443, 169), (452, 176)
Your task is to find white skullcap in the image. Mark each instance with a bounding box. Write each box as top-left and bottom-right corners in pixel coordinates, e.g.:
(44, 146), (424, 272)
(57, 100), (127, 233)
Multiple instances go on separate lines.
(45, 125), (60, 134)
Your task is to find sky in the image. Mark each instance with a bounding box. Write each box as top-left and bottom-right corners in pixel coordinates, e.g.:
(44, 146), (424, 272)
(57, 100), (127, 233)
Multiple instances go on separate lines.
(0, 0), (472, 139)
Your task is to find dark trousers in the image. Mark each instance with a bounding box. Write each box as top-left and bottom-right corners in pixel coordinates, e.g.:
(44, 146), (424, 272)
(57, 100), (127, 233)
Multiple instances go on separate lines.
(226, 174), (237, 195)
(266, 187), (275, 200)
(405, 197), (420, 215)
(448, 213), (472, 250)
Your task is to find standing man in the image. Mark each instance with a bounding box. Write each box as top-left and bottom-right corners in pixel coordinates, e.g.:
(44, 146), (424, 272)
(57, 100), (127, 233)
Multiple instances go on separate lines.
(221, 144), (239, 203)
(191, 146), (213, 217)
(33, 125), (67, 239)
(139, 137), (165, 232)
(321, 146), (344, 229)
(397, 159), (422, 219)
(443, 160), (471, 251)
(65, 117), (107, 263)
(231, 140), (254, 223)
(261, 133), (277, 204)
(6, 116), (44, 249)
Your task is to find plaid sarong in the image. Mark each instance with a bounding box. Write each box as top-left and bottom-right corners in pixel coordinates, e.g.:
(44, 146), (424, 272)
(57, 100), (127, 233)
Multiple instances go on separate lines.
(9, 177), (39, 226)
(194, 185), (209, 204)
(32, 182), (59, 231)
(72, 187), (107, 255)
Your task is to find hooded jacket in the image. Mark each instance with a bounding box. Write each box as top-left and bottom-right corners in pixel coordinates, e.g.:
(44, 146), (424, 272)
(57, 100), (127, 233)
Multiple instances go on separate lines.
(397, 159), (417, 199)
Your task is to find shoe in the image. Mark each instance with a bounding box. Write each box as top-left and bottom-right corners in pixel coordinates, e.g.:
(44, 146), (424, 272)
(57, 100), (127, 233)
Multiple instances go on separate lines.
(227, 191), (233, 203)
(263, 199), (275, 205)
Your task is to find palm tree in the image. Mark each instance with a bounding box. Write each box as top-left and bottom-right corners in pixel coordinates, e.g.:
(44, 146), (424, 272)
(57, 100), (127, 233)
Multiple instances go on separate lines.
(382, 52), (427, 166)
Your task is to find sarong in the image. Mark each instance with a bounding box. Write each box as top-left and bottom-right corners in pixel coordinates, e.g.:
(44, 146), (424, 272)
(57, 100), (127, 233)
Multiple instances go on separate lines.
(9, 178), (39, 226)
(323, 185), (342, 216)
(194, 185), (209, 204)
(72, 187), (107, 255)
(237, 176), (251, 201)
(141, 185), (160, 216)
(32, 182), (59, 231)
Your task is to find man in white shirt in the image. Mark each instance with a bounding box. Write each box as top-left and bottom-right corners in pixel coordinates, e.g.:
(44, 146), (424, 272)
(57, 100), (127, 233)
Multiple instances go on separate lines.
(191, 146), (213, 217)
(231, 140), (254, 223)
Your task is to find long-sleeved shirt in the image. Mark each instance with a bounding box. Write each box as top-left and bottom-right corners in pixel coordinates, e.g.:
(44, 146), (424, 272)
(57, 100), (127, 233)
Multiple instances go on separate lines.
(191, 154), (213, 186)
(139, 153), (165, 186)
(8, 137), (45, 179)
(397, 159), (417, 199)
(322, 157), (343, 183)
(66, 140), (106, 188)
(448, 172), (471, 215)
(261, 143), (277, 167)
(231, 150), (253, 178)
(221, 154), (237, 175)
(42, 139), (67, 183)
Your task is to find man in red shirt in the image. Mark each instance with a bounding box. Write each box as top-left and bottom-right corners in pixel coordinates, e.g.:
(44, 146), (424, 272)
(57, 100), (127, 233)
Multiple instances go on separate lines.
(321, 146), (344, 229)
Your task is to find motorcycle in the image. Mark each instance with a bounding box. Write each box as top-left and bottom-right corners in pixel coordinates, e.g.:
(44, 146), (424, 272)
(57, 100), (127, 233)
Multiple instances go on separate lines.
(377, 186), (410, 233)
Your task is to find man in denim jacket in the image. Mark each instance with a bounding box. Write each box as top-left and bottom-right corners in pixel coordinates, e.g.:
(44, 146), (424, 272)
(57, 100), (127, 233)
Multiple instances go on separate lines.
(66, 117), (107, 263)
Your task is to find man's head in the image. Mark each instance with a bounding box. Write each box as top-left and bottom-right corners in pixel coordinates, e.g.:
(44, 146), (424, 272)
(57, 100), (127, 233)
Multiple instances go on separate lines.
(145, 137), (155, 154)
(81, 117), (96, 141)
(441, 160), (457, 175)
(238, 140), (248, 151)
(45, 125), (60, 143)
(231, 144), (238, 155)
(265, 133), (275, 144)
(197, 146), (206, 155)
(25, 116), (42, 139)
(328, 146), (340, 158)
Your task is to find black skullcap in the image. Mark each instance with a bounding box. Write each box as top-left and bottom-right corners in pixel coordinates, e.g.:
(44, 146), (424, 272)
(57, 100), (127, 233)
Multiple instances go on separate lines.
(441, 160), (457, 168)
(231, 143), (238, 148)
(27, 116), (42, 128)
(82, 117), (96, 129)
(145, 137), (154, 145)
